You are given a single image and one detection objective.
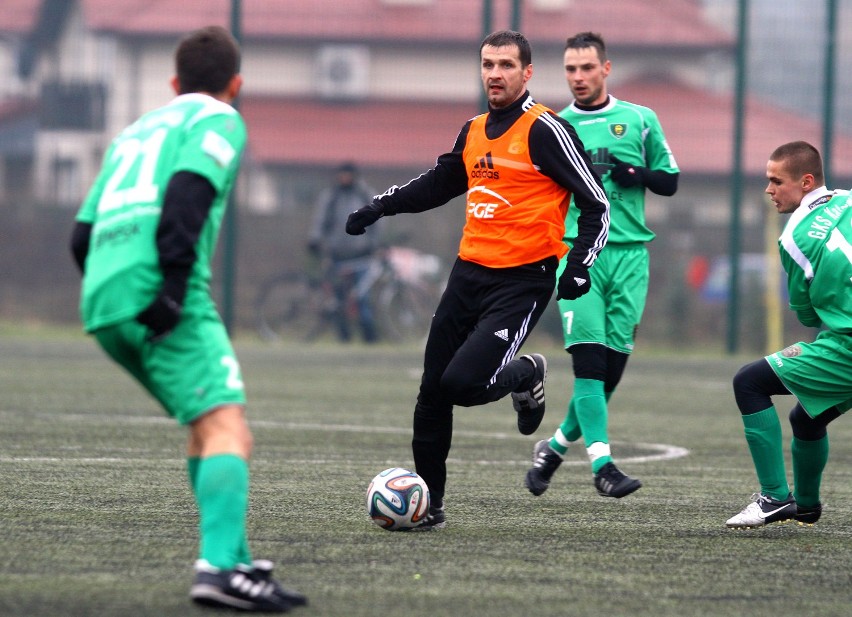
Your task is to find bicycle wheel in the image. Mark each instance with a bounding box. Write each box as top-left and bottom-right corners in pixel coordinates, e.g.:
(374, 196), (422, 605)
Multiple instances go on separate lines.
(378, 280), (437, 342)
(255, 272), (329, 341)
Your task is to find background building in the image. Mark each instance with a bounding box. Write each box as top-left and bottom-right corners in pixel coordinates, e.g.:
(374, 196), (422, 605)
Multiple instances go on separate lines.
(1, 0), (850, 350)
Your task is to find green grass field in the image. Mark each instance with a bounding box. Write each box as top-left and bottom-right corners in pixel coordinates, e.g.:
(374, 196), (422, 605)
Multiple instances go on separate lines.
(1, 328), (851, 617)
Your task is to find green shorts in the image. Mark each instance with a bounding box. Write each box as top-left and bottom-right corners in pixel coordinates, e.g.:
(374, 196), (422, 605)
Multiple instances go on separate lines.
(557, 244), (649, 353)
(93, 308), (246, 425)
(766, 330), (852, 417)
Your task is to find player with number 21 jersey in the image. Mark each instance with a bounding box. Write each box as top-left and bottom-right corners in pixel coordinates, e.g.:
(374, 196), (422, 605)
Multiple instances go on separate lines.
(77, 95), (245, 332)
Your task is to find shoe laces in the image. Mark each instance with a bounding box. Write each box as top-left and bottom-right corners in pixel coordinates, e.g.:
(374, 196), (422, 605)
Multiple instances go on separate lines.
(599, 463), (625, 482)
(754, 492), (788, 507)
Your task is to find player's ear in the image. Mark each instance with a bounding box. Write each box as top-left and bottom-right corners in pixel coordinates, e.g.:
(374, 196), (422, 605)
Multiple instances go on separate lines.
(802, 173), (816, 191)
(224, 74), (243, 102)
(170, 75), (181, 95)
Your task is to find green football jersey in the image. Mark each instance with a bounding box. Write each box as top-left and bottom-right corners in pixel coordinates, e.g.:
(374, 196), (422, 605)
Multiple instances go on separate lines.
(76, 93), (246, 332)
(559, 96), (678, 244)
(779, 188), (852, 332)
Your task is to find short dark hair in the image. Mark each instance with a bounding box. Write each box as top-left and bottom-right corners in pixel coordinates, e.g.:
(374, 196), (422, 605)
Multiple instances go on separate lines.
(770, 141), (825, 186)
(175, 25), (240, 95)
(565, 31), (607, 63)
(480, 30), (532, 67)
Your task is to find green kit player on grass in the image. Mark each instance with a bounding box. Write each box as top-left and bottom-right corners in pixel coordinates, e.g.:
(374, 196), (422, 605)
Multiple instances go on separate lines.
(69, 26), (306, 612)
(726, 141), (851, 529)
(525, 32), (678, 498)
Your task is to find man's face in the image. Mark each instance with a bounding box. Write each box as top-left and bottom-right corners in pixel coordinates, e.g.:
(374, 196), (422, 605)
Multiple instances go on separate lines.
(765, 158), (808, 214)
(480, 44), (532, 109)
(563, 46), (610, 106)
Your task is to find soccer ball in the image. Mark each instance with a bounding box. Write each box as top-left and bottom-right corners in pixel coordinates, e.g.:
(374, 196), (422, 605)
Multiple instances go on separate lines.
(366, 467), (430, 531)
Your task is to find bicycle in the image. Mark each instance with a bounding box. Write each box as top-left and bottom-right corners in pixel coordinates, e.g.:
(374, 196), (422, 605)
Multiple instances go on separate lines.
(255, 246), (444, 343)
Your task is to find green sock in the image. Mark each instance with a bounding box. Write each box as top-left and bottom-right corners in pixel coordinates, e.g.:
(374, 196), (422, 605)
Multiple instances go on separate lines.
(550, 387), (615, 462)
(551, 400), (579, 455)
(792, 435), (828, 508)
(742, 407), (790, 501)
(571, 378), (611, 473)
(187, 456), (201, 493)
(195, 454), (252, 570)
(189, 456), (252, 566)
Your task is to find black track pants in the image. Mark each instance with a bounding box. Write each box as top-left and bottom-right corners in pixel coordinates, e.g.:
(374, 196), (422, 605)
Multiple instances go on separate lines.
(412, 256), (557, 501)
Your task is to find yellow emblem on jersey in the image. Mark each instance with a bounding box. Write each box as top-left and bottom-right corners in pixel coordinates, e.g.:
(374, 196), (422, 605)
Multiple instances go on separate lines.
(609, 123), (628, 139)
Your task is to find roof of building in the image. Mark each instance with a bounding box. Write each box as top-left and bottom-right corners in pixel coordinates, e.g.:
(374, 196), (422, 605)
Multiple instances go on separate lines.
(1, 0), (733, 48)
(626, 76), (852, 178)
(8, 2), (848, 178)
(241, 78), (852, 178)
(0, 0), (41, 32)
(242, 97), (477, 170)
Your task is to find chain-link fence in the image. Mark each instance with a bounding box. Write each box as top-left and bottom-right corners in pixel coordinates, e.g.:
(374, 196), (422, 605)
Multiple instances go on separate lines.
(1, 0), (850, 352)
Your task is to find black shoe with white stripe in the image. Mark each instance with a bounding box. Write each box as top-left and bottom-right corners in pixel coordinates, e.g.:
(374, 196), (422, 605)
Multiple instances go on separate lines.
(512, 354), (547, 435)
(525, 439), (563, 496)
(190, 559), (306, 613)
(412, 504), (446, 531)
(593, 462), (642, 498)
(241, 560), (307, 609)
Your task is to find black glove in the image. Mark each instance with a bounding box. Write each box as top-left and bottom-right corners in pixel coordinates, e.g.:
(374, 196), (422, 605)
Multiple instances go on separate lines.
(609, 155), (645, 188)
(136, 292), (183, 342)
(345, 202), (384, 235)
(557, 260), (591, 301)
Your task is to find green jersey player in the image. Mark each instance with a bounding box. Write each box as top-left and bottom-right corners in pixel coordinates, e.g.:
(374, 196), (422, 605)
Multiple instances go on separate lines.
(525, 32), (678, 498)
(726, 141), (851, 529)
(70, 26), (305, 612)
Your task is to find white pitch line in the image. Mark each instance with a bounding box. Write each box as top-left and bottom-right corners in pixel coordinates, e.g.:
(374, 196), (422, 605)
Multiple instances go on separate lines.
(1, 414), (690, 466)
(483, 442), (690, 467)
(0, 442), (688, 467)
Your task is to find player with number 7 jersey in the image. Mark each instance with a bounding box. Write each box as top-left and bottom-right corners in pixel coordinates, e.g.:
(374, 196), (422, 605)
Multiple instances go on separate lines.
(76, 94), (246, 332)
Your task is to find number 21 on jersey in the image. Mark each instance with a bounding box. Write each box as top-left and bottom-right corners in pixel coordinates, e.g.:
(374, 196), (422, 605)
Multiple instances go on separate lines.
(98, 128), (167, 213)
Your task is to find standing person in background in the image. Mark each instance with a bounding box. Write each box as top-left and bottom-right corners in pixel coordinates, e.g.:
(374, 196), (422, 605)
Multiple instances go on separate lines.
(726, 141), (849, 529)
(69, 26), (306, 613)
(525, 31), (679, 499)
(346, 30), (610, 529)
(308, 162), (380, 343)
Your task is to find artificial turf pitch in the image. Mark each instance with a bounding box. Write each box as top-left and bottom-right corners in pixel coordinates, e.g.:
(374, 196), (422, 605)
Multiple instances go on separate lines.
(1, 329), (850, 616)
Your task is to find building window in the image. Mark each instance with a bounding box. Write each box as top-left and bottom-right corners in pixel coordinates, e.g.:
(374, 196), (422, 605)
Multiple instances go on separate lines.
(51, 156), (81, 208)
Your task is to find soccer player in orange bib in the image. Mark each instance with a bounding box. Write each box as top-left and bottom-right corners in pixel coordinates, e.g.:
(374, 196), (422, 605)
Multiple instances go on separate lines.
(346, 30), (610, 529)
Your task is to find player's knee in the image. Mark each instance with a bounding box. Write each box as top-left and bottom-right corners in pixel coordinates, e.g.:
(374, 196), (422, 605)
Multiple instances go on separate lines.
(604, 350), (629, 392)
(789, 403), (840, 441)
(192, 404), (253, 458)
(731, 363), (754, 397)
(569, 343), (606, 381)
(241, 426), (254, 457)
(732, 361), (773, 415)
(789, 404), (822, 440)
(439, 370), (477, 406)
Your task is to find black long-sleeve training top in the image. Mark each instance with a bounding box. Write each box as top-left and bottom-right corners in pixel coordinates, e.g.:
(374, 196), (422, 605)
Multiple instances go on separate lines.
(371, 92), (610, 269)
